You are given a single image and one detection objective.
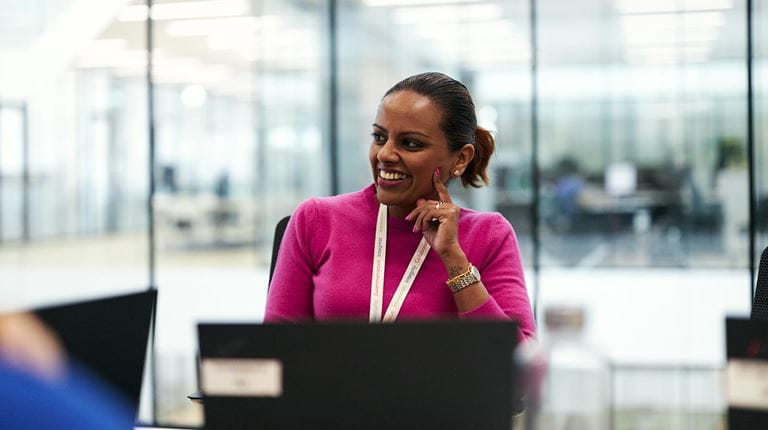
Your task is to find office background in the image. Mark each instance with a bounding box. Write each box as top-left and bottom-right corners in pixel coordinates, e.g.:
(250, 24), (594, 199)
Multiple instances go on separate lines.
(0, 0), (766, 427)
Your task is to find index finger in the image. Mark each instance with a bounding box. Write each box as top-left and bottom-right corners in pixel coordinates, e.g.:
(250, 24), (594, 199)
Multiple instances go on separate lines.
(433, 168), (453, 204)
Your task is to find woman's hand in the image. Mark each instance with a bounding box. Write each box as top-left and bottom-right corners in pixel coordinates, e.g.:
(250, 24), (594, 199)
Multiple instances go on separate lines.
(406, 169), (490, 310)
(406, 169), (462, 259)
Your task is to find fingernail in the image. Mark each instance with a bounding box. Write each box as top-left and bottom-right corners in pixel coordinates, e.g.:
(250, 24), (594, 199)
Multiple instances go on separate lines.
(435, 168), (440, 177)
(405, 214), (412, 221)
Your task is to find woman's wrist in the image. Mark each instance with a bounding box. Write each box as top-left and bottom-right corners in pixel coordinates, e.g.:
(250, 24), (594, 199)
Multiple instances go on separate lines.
(439, 245), (469, 277)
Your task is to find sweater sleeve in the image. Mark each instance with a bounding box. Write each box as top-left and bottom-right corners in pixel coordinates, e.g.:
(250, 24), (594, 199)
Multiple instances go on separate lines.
(264, 199), (319, 322)
(458, 214), (536, 341)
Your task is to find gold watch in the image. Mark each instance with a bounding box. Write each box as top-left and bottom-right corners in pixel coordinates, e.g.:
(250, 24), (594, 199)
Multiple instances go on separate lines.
(446, 263), (481, 293)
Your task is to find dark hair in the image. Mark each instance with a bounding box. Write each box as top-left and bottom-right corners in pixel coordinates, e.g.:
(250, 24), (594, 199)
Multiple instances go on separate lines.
(384, 72), (494, 188)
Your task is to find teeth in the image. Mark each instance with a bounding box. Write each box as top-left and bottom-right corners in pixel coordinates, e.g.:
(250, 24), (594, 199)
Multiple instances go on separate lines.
(380, 171), (407, 180)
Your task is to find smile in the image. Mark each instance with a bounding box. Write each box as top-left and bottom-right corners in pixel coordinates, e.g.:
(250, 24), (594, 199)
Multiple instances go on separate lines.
(379, 170), (409, 180)
(377, 170), (410, 188)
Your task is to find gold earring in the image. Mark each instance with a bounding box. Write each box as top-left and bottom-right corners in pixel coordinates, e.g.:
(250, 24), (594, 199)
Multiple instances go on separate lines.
(453, 170), (460, 177)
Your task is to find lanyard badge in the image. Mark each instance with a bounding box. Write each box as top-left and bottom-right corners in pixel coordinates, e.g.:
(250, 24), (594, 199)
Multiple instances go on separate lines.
(369, 204), (431, 323)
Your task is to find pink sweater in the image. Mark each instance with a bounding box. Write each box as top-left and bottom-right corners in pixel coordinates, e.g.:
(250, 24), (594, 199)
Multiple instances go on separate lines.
(265, 185), (535, 341)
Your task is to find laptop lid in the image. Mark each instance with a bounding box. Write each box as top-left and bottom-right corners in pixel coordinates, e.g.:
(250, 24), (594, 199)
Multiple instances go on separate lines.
(34, 290), (156, 414)
(198, 321), (519, 430)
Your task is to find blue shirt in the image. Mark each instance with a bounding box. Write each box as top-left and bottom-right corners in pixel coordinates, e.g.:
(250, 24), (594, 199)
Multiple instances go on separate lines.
(0, 361), (134, 429)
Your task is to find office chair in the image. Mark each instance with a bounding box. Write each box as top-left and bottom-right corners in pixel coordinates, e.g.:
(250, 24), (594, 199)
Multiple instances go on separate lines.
(751, 246), (768, 320)
(268, 216), (291, 287)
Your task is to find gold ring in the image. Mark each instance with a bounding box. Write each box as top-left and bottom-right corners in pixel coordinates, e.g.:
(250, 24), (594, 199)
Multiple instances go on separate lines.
(435, 201), (444, 210)
(430, 217), (439, 222)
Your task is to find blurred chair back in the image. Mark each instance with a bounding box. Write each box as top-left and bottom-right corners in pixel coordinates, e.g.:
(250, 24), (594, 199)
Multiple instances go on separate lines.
(268, 216), (291, 287)
(751, 246), (768, 320)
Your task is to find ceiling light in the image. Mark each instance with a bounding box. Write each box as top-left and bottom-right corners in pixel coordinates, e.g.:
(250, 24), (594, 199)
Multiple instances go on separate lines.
(165, 15), (281, 37)
(392, 4), (502, 23)
(79, 38), (127, 55)
(180, 85), (208, 107)
(118, 0), (249, 22)
(628, 45), (710, 56)
(365, 0), (481, 6)
(617, 0), (734, 14)
(620, 11), (725, 30)
(623, 26), (719, 45)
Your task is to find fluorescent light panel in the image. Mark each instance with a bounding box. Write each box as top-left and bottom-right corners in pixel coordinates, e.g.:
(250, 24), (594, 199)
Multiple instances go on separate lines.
(365, 0), (481, 7)
(165, 16), (281, 36)
(623, 27), (719, 45)
(617, 0), (734, 14)
(628, 45), (710, 56)
(392, 4), (502, 23)
(207, 29), (315, 50)
(416, 20), (519, 40)
(620, 11), (725, 29)
(118, 0), (249, 22)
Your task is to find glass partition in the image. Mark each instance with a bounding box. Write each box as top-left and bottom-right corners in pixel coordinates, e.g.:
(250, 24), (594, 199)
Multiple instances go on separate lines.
(336, 0), (535, 273)
(755, 0), (768, 268)
(0, 1), (149, 310)
(149, 0), (329, 424)
(536, 0), (751, 426)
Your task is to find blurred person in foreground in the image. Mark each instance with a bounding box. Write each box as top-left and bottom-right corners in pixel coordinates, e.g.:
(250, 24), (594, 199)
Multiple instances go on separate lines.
(266, 72), (534, 342)
(0, 312), (134, 429)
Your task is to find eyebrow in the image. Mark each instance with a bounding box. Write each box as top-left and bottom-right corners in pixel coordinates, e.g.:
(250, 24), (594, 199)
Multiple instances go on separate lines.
(372, 123), (431, 138)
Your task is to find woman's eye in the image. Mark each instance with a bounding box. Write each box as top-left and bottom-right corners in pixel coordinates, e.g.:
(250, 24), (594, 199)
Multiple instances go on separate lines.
(403, 139), (422, 149)
(371, 132), (385, 143)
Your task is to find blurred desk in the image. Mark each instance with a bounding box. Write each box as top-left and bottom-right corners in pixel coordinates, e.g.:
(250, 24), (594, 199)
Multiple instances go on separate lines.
(580, 189), (677, 215)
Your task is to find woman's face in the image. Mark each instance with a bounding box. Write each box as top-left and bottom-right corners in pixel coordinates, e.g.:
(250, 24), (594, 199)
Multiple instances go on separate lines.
(369, 90), (457, 210)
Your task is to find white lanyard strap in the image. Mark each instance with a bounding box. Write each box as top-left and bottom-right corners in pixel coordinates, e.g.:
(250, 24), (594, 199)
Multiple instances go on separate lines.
(369, 204), (430, 323)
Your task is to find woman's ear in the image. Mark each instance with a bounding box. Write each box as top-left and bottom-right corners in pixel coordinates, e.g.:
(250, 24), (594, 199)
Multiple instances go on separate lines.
(452, 144), (475, 177)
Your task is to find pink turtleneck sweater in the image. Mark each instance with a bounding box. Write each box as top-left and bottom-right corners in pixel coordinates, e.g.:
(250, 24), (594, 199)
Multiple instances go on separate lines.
(265, 185), (535, 341)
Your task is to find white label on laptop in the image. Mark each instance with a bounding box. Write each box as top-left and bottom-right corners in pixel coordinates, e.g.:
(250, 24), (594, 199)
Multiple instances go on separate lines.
(201, 358), (282, 397)
(727, 358), (768, 409)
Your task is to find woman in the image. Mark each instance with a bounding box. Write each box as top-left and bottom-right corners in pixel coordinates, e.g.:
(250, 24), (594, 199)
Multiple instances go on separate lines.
(265, 72), (535, 341)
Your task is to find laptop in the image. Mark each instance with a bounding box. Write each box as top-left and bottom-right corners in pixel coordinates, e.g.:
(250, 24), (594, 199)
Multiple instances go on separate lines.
(198, 320), (519, 430)
(34, 289), (156, 414)
(726, 317), (768, 429)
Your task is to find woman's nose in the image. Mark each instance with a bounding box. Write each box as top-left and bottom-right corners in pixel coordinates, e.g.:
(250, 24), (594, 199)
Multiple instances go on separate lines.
(377, 140), (399, 163)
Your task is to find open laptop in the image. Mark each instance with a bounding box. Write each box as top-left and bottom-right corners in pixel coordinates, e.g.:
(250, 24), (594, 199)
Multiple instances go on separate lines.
(198, 321), (519, 430)
(34, 289), (156, 414)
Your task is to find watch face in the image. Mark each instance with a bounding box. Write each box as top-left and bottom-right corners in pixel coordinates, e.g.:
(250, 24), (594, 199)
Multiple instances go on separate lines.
(471, 265), (481, 280)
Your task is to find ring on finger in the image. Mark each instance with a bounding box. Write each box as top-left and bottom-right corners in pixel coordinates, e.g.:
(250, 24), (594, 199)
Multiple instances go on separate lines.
(435, 201), (444, 210)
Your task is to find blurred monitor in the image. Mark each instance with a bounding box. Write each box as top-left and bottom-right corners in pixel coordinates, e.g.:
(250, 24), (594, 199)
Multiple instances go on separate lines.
(34, 290), (156, 414)
(605, 162), (637, 197)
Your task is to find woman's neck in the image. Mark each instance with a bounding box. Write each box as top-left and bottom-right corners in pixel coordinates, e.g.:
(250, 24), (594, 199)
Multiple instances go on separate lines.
(387, 205), (413, 219)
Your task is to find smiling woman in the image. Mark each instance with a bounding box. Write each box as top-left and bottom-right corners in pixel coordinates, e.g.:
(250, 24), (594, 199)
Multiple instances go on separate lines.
(265, 72), (535, 341)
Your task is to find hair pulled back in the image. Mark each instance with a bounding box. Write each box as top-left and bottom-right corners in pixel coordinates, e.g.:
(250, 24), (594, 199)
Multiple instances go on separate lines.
(384, 72), (494, 188)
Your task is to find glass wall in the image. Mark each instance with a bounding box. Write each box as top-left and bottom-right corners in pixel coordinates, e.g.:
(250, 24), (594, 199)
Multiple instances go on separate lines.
(756, 0), (768, 267)
(0, 0), (764, 428)
(0, 1), (149, 310)
(336, 0), (535, 265)
(536, 1), (751, 427)
(147, 0), (329, 424)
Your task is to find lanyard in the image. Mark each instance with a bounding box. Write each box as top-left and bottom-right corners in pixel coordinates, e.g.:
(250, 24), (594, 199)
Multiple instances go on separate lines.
(369, 204), (431, 323)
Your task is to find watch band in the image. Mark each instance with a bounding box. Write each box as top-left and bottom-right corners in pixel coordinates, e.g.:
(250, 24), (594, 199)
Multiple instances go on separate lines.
(446, 263), (480, 293)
